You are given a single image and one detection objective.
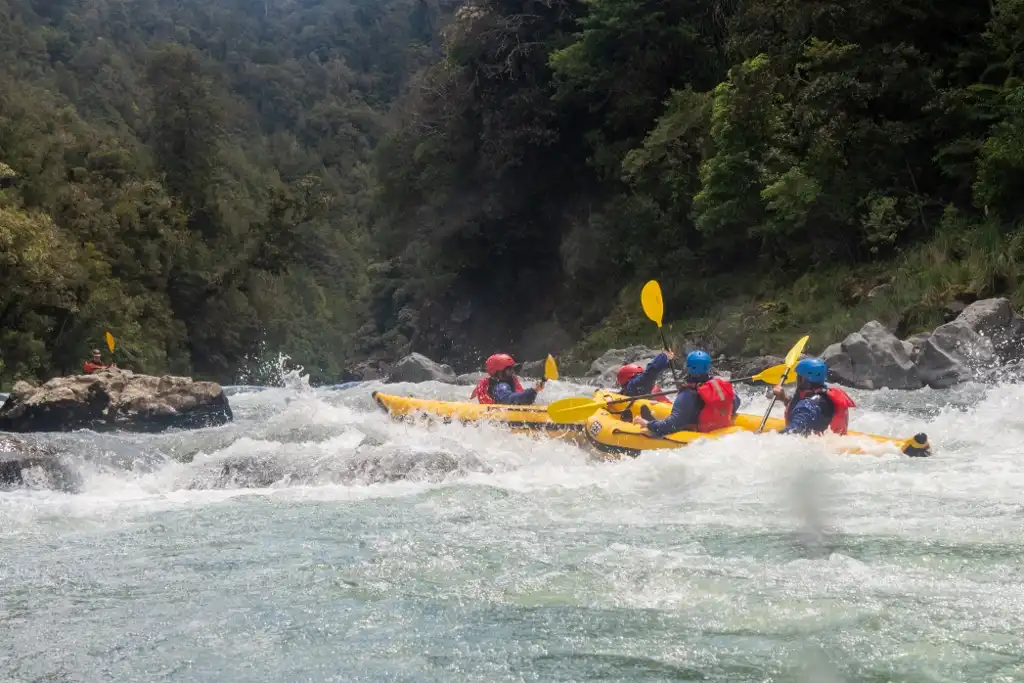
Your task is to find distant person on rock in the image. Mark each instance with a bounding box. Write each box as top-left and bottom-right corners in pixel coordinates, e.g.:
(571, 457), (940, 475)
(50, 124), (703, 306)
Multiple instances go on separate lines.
(772, 358), (856, 435)
(83, 349), (115, 375)
(616, 350), (675, 403)
(632, 351), (740, 435)
(470, 353), (544, 405)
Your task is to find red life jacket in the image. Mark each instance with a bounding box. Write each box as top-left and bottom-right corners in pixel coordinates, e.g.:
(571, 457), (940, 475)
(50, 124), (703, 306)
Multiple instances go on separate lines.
(83, 361), (107, 374)
(651, 383), (672, 404)
(470, 376), (525, 404)
(695, 377), (736, 432)
(784, 385), (856, 434)
(826, 386), (856, 435)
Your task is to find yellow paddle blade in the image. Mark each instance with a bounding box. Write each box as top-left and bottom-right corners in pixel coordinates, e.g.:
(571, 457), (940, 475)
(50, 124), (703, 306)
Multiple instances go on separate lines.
(640, 280), (665, 328)
(544, 354), (559, 381)
(105, 331), (116, 353)
(749, 364), (796, 385)
(546, 397), (603, 423)
(784, 335), (809, 368)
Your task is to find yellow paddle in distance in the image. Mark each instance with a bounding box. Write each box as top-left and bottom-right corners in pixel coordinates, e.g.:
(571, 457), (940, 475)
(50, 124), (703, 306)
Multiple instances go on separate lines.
(105, 331), (115, 353)
(544, 354), (558, 382)
(756, 335), (809, 433)
(640, 279), (681, 385)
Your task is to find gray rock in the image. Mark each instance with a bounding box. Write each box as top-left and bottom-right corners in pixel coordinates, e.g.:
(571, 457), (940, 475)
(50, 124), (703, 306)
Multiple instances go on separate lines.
(0, 369), (233, 433)
(586, 345), (664, 387)
(917, 298), (1024, 388)
(519, 360), (546, 378)
(823, 321), (922, 390)
(0, 436), (79, 491)
(867, 283), (893, 298)
(455, 372), (485, 386)
(821, 343), (855, 386)
(904, 333), (931, 363)
(387, 353), (456, 384)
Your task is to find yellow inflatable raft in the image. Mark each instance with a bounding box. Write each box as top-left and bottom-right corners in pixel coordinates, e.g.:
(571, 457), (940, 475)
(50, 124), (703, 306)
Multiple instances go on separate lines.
(583, 390), (931, 459)
(372, 391), (589, 445)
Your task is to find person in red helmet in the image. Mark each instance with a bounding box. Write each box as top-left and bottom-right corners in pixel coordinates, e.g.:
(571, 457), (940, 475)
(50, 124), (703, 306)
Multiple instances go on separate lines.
(470, 353), (545, 405)
(616, 350), (675, 403)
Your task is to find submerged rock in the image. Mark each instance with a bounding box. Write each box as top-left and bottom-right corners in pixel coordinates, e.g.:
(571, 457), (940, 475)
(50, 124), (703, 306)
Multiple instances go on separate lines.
(0, 436), (79, 491)
(0, 368), (233, 433)
(388, 352), (457, 384)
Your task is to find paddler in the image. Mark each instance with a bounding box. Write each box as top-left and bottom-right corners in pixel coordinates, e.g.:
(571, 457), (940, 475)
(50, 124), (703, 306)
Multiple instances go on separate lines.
(82, 348), (116, 374)
(772, 358), (856, 435)
(632, 351), (740, 435)
(615, 350), (675, 403)
(470, 353), (544, 405)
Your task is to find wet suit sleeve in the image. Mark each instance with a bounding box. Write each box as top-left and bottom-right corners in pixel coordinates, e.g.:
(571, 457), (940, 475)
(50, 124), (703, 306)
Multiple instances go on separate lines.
(492, 381), (538, 406)
(780, 398), (822, 435)
(623, 353), (670, 396)
(733, 394), (741, 414)
(647, 391), (700, 436)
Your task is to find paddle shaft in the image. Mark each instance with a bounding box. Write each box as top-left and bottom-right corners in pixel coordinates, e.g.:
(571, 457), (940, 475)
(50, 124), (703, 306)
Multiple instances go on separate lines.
(757, 366), (791, 432)
(657, 330), (681, 387)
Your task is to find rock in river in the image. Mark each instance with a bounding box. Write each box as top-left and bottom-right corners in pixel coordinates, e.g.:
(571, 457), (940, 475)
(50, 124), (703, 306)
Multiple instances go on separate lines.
(0, 436), (79, 491)
(0, 368), (233, 433)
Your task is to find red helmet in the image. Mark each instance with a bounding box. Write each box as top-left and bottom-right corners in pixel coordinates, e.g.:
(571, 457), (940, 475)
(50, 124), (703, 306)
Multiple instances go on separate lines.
(616, 364), (644, 386)
(485, 353), (516, 376)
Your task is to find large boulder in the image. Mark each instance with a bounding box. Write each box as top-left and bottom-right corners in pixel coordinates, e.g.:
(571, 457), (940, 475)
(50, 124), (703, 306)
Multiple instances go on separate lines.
(0, 368), (233, 433)
(0, 436), (79, 491)
(917, 298), (1024, 388)
(822, 321), (922, 390)
(387, 352), (456, 383)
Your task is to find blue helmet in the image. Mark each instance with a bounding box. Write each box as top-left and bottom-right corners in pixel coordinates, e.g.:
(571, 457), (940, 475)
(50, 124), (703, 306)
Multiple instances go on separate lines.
(795, 357), (827, 384)
(685, 350), (712, 376)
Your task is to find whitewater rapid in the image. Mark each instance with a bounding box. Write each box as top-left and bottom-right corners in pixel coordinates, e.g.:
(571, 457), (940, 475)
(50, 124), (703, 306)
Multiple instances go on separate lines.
(2, 372), (1023, 681)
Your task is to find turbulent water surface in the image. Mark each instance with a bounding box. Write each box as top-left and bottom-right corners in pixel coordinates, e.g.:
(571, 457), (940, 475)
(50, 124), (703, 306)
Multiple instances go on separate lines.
(2, 370), (1023, 682)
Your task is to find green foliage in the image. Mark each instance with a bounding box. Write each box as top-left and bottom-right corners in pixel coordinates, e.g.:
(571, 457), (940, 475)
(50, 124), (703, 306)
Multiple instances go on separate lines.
(368, 0), (1024, 362)
(0, 0), (450, 387)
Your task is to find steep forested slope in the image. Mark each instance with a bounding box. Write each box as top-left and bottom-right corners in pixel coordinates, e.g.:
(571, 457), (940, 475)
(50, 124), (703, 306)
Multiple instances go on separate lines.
(1, 0), (453, 385)
(4, 0), (1024, 385)
(367, 0), (1024, 364)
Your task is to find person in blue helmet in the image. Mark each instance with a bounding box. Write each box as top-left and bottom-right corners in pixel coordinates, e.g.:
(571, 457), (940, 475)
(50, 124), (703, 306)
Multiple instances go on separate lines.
(772, 357), (856, 435)
(632, 350), (741, 435)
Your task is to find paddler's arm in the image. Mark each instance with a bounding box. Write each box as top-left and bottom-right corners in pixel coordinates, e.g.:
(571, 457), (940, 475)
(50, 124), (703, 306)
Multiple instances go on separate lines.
(492, 381), (542, 406)
(780, 398), (821, 435)
(624, 351), (675, 396)
(633, 392), (698, 436)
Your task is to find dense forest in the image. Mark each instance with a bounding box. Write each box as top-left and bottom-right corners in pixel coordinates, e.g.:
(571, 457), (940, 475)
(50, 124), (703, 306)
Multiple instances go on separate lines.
(2, 0), (1023, 386)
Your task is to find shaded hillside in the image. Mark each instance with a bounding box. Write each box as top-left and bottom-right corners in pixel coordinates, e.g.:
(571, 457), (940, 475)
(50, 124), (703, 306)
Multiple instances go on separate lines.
(367, 0), (1024, 365)
(1, 0), (455, 385)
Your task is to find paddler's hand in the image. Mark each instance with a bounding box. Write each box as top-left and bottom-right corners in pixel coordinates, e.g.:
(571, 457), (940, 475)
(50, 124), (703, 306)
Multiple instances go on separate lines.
(771, 383), (787, 402)
(665, 349), (675, 360)
(633, 416), (650, 428)
(533, 381), (545, 392)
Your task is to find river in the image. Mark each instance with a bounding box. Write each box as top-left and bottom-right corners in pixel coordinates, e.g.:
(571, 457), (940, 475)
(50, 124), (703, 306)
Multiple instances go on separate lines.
(2, 369), (1023, 682)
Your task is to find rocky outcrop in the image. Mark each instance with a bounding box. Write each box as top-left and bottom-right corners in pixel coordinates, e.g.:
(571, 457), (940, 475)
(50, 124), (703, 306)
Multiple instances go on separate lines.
(0, 368), (233, 433)
(916, 298), (1024, 388)
(820, 298), (1024, 390)
(0, 436), (79, 491)
(387, 352), (457, 383)
(821, 321), (922, 390)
